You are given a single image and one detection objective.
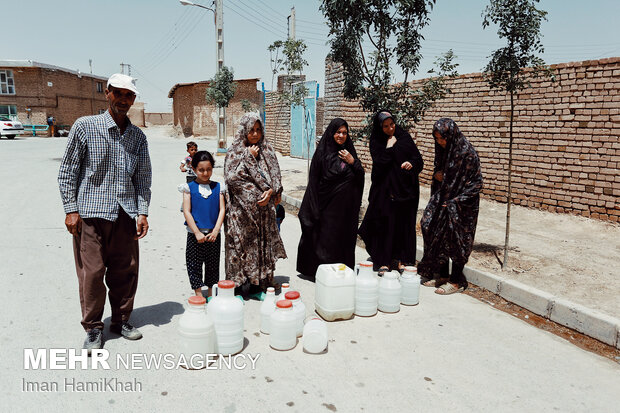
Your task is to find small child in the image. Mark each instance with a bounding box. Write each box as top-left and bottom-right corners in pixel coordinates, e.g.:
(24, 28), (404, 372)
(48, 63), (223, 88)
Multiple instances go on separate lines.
(179, 151), (225, 298)
(180, 141), (198, 183)
(276, 203), (285, 232)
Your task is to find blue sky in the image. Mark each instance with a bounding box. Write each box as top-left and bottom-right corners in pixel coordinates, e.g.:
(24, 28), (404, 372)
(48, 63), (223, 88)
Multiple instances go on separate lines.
(3, 0), (619, 112)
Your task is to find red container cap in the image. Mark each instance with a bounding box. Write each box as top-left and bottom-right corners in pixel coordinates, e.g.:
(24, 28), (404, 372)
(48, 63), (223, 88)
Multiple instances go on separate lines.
(188, 296), (206, 305)
(281, 283), (290, 288)
(276, 299), (292, 308)
(218, 280), (235, 289)
(284, 291), (300, 300)
(359, 261), (373, 267)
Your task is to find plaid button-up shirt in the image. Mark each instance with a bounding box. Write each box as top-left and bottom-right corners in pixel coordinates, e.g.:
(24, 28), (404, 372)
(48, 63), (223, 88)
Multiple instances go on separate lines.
(58, 111), (152, 221)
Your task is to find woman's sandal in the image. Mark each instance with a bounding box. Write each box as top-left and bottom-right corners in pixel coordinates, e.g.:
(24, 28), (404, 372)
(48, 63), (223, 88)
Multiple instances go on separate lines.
(420, 277), (436, 287)
(377, 266), (389, 277)
(435, 283), (465, 295)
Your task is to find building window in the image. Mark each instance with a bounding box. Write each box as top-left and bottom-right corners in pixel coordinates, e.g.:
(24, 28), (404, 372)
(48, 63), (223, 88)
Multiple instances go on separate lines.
(0, 105), (18, 120)
(96, 82), (103, 93)
(0, 70), (16, 95)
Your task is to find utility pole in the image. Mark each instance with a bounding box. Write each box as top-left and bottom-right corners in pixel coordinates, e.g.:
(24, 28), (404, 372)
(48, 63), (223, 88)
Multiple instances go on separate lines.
(215, 0), (226, 153)
(119, 63), (131, 76)
(288, 7), (296, 39)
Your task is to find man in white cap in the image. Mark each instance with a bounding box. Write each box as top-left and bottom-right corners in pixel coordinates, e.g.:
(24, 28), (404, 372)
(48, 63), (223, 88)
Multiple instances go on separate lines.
(58, 73), (152, 353)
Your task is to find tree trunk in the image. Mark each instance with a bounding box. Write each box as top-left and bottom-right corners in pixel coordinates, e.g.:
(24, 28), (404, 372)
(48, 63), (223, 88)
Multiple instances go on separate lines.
(502, 90), (514, 270)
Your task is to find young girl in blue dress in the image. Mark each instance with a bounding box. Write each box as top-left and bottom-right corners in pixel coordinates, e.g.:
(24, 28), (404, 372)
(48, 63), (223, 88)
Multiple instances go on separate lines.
(180, 151), (225, 298)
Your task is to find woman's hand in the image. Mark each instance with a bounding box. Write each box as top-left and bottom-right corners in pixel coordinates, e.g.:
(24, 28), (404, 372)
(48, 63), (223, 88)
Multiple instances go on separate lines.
(401, 161), (412, 170)
(386, 136), (397, 148)
(249, 145), (260, 158)
(338, 149), (354, 165)
(434, 171), (444, 182)
(194, 232), (207, 243)
(273, 192), (282, 205)
(257, 188), (273, 206)
(205, 229), (219, 242)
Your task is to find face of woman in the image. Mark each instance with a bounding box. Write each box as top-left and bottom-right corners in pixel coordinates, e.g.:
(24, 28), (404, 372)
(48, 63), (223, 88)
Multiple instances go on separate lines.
(333, 125), (348, 146)
(247, 121), (263, 145)
(382, 118), (395, 137)
(433, 130), (447, 148)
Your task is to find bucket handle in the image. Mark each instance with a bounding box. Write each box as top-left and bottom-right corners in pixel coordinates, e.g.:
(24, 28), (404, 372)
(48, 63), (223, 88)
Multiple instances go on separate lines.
(211, 283), (219, 297)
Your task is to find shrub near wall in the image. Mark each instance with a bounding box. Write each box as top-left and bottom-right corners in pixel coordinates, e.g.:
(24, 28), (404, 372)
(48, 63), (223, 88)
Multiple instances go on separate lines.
(322, 57), (620, 221)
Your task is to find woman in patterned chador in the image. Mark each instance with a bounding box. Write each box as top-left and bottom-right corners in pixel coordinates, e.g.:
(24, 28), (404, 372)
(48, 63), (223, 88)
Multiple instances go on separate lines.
(418, 118), (483, 295)
(223, 113), (287, 296)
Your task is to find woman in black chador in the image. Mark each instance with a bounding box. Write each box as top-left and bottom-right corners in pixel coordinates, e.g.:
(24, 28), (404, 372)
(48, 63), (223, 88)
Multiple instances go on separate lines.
(297, 118), (365, 278)
(417, 118), (483, 295)
(359, 110), (423, 274)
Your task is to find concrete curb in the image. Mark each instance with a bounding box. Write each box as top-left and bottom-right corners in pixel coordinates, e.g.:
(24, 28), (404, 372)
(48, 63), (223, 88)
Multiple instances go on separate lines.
(282, 194), (620, 350)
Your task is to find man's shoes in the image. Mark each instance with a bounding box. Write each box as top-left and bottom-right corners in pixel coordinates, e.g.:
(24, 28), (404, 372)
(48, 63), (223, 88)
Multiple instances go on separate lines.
(83, 328), (103, 354)
(110, 321), (143, 340)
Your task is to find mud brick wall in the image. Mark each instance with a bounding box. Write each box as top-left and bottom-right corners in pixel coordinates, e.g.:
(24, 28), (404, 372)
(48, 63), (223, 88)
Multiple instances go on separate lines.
(322, 57), (620, 221)
(171, 79), (261, 137)
(0, 65), (107, 127)
(264, 91), (291, 155)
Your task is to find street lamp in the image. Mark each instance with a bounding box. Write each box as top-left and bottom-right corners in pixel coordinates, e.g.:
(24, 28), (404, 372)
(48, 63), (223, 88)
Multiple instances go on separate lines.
(180, 0), (227, 153)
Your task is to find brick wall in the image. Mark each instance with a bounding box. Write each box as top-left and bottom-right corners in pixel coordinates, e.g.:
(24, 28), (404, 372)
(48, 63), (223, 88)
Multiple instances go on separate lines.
(145, 112), (173, 125)
(322, 57), (620, 221)
(0, 65), (107, 129)
(171, 79), (262, 137)
(264, 91), (291, 155)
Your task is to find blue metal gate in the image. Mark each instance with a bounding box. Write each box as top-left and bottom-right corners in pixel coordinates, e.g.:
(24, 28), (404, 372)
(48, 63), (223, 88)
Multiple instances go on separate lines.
(290, 80), (317, 159)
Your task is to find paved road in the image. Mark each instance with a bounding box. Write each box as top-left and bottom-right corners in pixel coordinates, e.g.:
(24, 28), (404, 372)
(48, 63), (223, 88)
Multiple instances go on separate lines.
(0, 130), (618, 412)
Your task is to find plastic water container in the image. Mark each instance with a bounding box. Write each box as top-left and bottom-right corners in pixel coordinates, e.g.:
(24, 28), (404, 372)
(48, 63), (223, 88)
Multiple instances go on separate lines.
(354, 261), (379, 317)
(378, 271), (401, 313)
(260, 287), (277, 334)
(400, 266), (420, 306)
(270, 300), (297, 351)
(277, 283), (290, 301)
(284, 291), (306, 337)
(177, 296), (216, 363)
(208, 280), (244, 355)
(302, 317), (328, 354)
(315, 263), (355, 321)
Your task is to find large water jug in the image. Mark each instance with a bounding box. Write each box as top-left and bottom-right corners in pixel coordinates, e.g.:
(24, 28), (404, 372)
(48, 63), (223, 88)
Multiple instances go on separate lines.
(354, 261), (379, 317)
(260, 287), (276, 334)
(378, 271), (401, 313)
(208, 280), (244, 355)
(177, 296), (215, 364)
(270, 300), (297, 351)
(400, 266), (420, 305)
(315, 264), (355, 321)
(302, 317), (328, 354)
(284, 291), (306, 337)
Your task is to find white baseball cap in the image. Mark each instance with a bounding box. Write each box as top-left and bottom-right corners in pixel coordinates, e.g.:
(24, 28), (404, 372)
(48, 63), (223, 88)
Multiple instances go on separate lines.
(107, 73), (139, 95)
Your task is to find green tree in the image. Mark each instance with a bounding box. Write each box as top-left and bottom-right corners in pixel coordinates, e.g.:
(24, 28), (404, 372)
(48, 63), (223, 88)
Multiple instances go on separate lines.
(205, 65), (237, 108)
(320, 0), (457, 140)
(268, 38), (309, 107)
(482, 0), (554, 270)
(241, 99), (254, 113)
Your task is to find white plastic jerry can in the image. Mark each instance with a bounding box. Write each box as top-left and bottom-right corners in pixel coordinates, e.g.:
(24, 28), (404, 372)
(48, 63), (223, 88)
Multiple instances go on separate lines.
(177, 295), (216, 363)
(354, 261), (379, 317)
(208, 280), (244, 355)
(315, 263), (356, 321)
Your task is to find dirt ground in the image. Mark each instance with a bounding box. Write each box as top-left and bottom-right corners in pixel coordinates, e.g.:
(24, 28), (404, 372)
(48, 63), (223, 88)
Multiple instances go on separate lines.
(277, 155), (620, 320)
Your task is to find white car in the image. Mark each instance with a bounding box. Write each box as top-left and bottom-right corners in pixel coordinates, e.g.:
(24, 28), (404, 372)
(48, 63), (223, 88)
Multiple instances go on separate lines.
(0, 115), (25, 139)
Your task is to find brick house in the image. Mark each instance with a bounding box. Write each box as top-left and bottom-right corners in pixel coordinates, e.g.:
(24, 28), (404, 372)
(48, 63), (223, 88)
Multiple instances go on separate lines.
(0, 60), (109, 131)
(169, 78), (262, 137)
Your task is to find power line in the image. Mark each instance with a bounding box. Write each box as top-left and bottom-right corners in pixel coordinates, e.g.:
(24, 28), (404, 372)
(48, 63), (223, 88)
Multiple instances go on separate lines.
(141, 12), (208, 74)
(250, 0), (289, 19)
(229, 0), (285, 29)
(140, 12), (204, 73)
(223, 2), (287, 39)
